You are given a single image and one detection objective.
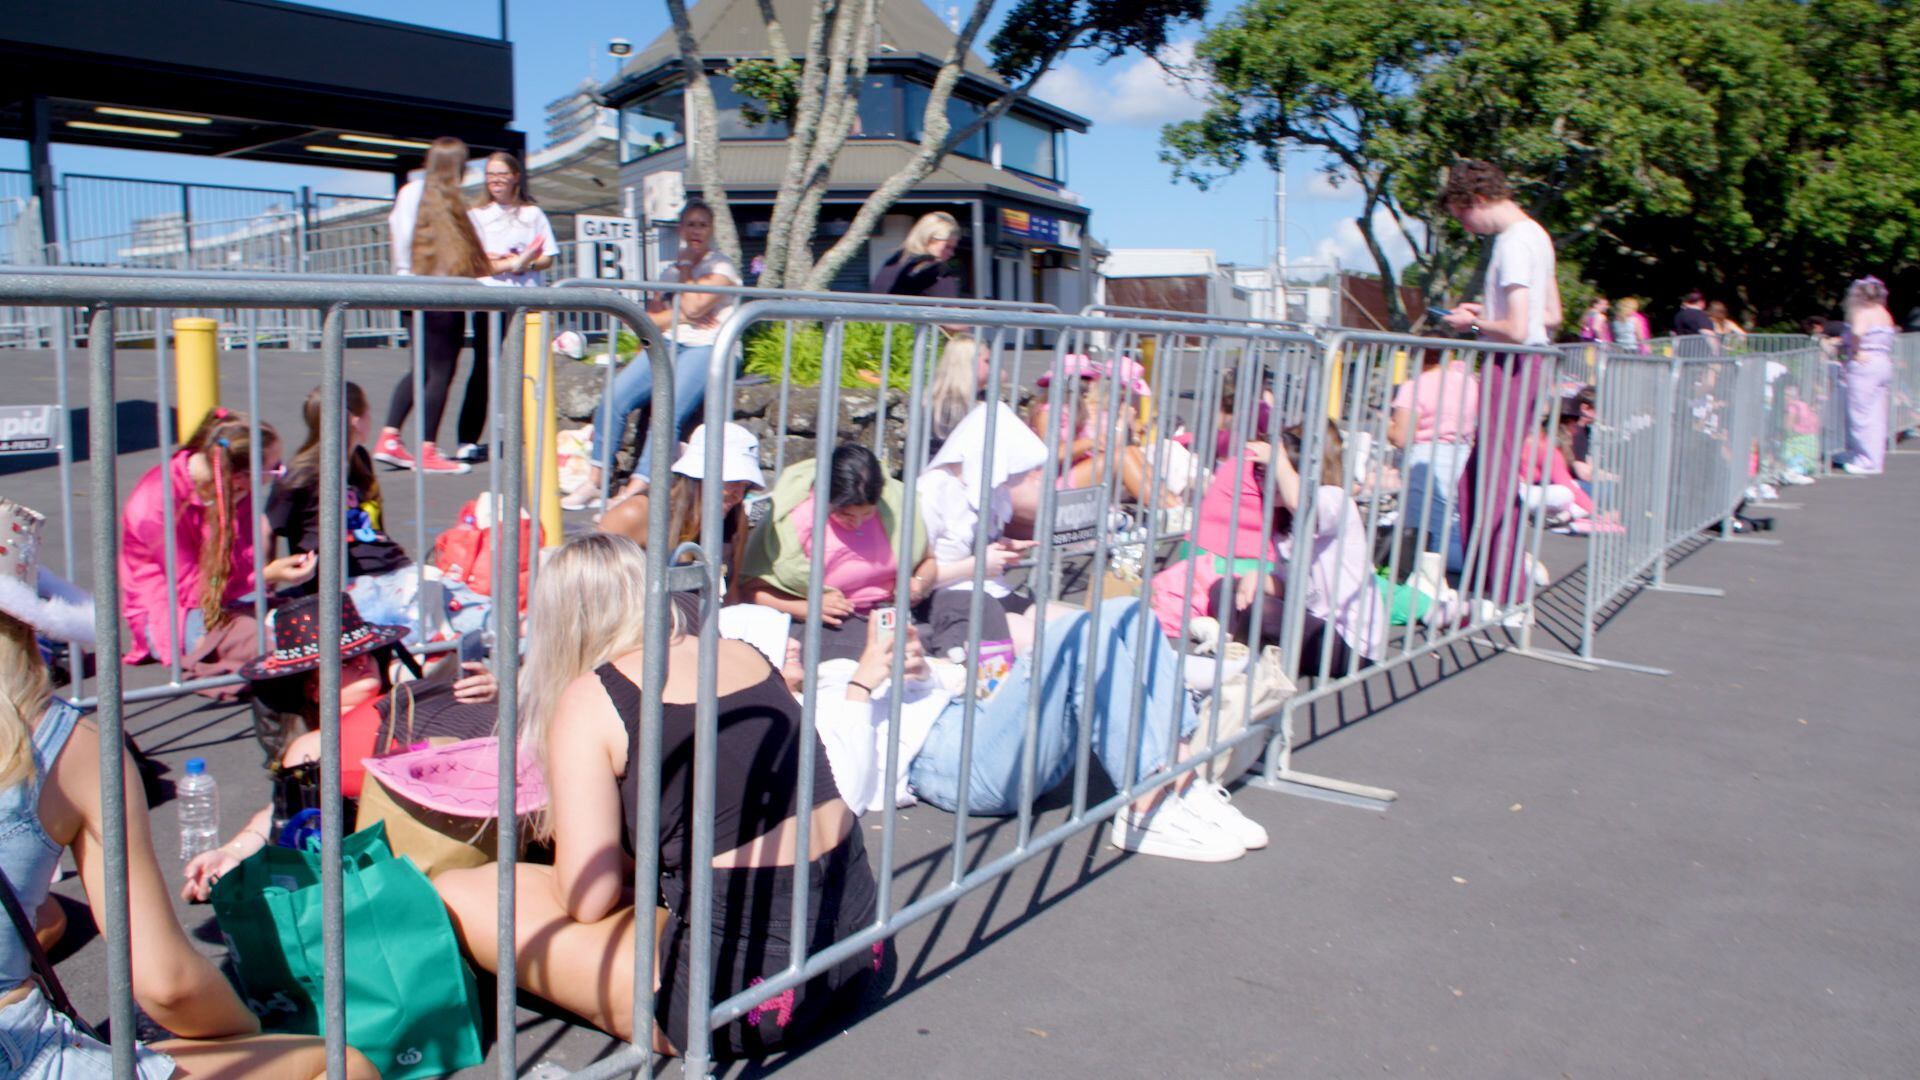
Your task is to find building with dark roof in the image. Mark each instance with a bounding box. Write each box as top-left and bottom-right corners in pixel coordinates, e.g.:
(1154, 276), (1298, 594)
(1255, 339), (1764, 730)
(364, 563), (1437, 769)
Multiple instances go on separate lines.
(600, 0), (1096, 306)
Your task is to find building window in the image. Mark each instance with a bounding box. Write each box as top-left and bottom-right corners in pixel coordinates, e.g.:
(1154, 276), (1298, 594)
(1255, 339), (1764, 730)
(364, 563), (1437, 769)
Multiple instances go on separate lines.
(713, 83), (791, 140)
(905, 83), (987, 159)
(852, 76), (903, 139)
(997, 114), (1057, 179)
(620, 91), (685, 163)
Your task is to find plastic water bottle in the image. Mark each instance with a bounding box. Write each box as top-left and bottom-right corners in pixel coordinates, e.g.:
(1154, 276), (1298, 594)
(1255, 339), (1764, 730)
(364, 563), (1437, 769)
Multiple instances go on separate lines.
(177, 758), (220, 862)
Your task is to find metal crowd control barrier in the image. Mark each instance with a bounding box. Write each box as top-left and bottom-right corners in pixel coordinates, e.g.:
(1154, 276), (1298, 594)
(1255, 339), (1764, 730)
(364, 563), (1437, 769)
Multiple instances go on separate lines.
(1240, 333), (1582, 809)
(666, 298), (1326, 1078)
(1891, 332), (1919, 451)
(546, 276), (1058, 505)
(0, 270), (677, 1080)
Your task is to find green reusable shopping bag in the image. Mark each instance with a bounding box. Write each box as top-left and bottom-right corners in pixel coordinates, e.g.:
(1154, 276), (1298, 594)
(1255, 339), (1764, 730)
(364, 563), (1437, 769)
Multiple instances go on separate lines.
(210, 822), (485, 1079)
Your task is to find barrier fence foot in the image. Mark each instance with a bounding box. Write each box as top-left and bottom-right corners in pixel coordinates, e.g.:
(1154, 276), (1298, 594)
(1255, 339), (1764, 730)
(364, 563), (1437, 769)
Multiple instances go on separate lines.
(1503, 647), (1601, 673)
(1649, 583), (1726, 597)
(1716, 536), (1783, 547)
(1749, 501), (1802, 510)
(1528, 650), (1674, 676)
(1247, 769), (1397, 811)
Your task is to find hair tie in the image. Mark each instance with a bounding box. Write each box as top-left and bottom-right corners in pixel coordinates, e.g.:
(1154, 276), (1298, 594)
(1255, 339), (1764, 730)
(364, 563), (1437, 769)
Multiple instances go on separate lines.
(215, 437), (231, 449)
(213, 407), (230, 420)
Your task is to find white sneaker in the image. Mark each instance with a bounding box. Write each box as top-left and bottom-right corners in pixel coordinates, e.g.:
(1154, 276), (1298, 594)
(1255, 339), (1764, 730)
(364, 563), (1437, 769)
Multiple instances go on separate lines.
(1110, 797), (1246, 862)
(1525, 552), (1551, 588)
(1779, 470), (1815, 486)
(560, 486), (603, 511)
(1839, 461), (1881, 476)
(1186, 616), (1221, 657)
(1181, 781), (1268, 850)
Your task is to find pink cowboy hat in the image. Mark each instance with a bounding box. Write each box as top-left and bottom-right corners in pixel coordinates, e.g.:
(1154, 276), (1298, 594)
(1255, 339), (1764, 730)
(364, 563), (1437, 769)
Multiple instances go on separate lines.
(1035, 354), (1152, 397)
(361, 736), (550, 818)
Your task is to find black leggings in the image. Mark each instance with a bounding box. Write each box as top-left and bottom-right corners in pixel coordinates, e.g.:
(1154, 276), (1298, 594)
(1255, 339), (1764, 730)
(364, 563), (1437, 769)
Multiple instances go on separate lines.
(385, 310), (492, 446)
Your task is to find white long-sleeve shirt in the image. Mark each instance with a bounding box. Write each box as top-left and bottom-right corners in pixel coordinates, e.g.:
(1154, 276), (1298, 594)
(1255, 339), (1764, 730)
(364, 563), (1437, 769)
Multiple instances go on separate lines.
(386, 179), (424, 275)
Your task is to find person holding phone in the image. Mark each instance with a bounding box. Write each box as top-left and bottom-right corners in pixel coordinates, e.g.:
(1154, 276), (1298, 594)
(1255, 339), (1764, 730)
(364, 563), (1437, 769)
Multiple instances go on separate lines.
(739, 444), (931, 662)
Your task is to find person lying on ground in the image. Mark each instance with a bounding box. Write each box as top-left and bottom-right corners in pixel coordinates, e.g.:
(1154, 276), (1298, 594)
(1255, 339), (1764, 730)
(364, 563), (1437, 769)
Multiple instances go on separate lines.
(738, 443), (931, 662)
(434, 534), (879, 1059)
(794, 598), (1273, 862)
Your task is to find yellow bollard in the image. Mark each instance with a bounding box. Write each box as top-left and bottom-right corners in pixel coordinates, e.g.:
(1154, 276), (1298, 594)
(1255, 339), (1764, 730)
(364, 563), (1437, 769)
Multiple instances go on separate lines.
(1327, 347), (1344, 421)
(172, 318), (220, 435)
(1391, 347), (1409, 389)
(520, 313), (563, 548)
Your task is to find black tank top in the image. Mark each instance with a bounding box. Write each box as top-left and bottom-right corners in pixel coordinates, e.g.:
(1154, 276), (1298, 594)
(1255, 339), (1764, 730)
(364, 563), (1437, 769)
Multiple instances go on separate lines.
(595, 660), (842, 878)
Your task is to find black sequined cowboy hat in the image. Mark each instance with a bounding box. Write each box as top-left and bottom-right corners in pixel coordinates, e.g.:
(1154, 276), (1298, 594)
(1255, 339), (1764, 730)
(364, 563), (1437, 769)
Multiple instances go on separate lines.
(238, 593), (412, 682)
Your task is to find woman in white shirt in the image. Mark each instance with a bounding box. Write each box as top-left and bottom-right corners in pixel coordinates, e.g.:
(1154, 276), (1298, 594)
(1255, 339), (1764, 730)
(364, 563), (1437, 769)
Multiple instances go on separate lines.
(447, 152), (557, 463)
(567, 200), (743, 510)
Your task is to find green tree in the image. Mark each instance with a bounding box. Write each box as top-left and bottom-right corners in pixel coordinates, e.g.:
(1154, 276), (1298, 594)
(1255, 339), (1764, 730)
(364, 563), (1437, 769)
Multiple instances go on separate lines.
(1163, 0), (1919, 329)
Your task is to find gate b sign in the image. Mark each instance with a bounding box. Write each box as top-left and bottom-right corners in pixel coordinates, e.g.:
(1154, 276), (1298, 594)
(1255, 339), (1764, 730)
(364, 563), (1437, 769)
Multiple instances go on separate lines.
(576, 215), (642, 282)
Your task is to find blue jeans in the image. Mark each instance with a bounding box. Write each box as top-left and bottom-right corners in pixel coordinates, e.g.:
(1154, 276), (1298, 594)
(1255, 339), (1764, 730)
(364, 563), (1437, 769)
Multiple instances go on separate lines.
(1402, 442), (1468, 574)
(909, 598), (1199, 815)
(589, 344), (718, 483)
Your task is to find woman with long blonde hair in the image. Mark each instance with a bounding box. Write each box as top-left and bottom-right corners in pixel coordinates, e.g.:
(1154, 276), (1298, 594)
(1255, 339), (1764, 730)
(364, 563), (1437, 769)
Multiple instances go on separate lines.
(435, 533), (878, 1057)
(375, 136), (492, 475)
(1, 500), (375, 1078)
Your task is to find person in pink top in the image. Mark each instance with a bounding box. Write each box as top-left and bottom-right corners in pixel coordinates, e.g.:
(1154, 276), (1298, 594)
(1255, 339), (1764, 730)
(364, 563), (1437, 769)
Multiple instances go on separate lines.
(1029, 355), (1178, 509)
(1149, 451), (1273, 642)
(119, 410), (316, 681)
(740, 443), (931, 662)
(1388, 350), (1480, 573)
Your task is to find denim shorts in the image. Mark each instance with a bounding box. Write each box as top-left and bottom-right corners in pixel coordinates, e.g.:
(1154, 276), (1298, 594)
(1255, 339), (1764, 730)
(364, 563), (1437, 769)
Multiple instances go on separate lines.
(0, 986), (176, 1080)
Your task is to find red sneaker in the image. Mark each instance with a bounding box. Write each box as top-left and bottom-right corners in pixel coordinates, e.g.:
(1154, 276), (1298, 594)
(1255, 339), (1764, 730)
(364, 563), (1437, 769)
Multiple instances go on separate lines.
(417, 442), (472, 475)
(373, 431), (416, 470)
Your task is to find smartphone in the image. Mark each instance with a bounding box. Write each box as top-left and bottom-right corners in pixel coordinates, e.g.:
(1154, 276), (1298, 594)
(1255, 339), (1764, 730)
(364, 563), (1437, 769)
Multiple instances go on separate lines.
(876, 608), (897, 633)
(458, 628), (488, 665)
(1428, 307), (1453, 320)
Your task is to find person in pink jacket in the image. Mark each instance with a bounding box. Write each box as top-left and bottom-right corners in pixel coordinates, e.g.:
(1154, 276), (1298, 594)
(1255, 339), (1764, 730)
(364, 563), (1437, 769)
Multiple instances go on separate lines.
(119, 410), (315, 675)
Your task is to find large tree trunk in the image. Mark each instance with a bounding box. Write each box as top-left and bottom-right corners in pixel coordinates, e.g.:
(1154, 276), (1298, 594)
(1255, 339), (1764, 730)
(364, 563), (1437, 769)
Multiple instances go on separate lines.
(665, 0), (742, 266)
(782, 0), (880, 286)
(1354, 186), (1409, 331)
(800, 1), (1038, 292)
(757, 0), (837, 290)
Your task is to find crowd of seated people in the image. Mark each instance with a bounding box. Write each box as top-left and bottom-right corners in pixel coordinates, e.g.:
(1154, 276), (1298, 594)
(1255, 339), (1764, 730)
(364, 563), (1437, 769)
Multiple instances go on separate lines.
(34, 306), (1759, 1068)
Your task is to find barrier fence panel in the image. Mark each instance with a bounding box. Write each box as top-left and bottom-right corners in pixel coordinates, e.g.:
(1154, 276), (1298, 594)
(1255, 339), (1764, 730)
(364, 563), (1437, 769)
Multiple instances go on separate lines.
(1892, 333), (1919, 449)
(675, 297), (1326, 1077)
(0, 264), (1903, 1079)
(0, 269), (678, 1080)
(1240, 333), (1577, 808)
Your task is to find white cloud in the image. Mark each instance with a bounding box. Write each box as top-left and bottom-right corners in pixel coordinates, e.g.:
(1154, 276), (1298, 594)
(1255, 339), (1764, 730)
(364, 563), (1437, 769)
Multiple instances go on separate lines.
(1305, 168), (1350, 200)
(1034, 41), (1211, 127)
(1310, 206), (1426, 275)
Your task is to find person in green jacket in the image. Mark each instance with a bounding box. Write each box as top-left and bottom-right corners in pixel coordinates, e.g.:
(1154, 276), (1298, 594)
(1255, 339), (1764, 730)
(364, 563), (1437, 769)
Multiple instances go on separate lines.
(738, 444), (930, 661)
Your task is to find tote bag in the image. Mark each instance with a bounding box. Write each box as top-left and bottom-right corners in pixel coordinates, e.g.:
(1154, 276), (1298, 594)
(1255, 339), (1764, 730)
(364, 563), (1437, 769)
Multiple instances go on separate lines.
(209, 822), (484, 1079)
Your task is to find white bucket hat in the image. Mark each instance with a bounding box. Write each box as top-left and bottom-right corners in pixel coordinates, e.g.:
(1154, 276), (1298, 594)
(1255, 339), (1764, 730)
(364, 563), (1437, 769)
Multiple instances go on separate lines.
(671, 422), (767, 489)
(0, 499), (96, 647)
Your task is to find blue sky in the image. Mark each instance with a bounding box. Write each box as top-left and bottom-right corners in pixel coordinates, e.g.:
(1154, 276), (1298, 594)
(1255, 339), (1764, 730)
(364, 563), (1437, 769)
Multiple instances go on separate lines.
(1, 0), (1400, 275)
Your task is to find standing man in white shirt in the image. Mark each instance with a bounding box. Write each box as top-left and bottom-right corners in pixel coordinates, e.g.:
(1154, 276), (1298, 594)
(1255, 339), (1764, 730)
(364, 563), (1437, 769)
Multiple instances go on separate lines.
(1438, 160), (1562, 612)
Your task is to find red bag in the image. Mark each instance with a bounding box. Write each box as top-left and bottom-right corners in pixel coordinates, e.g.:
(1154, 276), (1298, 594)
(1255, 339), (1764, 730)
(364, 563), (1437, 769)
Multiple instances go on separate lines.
(431, 498), (540, 608)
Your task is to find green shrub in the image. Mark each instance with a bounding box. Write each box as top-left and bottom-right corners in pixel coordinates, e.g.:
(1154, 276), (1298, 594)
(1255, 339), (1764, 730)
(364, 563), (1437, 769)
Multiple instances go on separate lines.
(741, 321), (917, 391)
